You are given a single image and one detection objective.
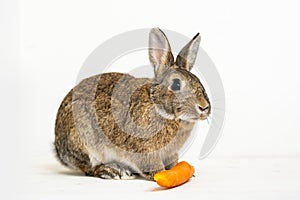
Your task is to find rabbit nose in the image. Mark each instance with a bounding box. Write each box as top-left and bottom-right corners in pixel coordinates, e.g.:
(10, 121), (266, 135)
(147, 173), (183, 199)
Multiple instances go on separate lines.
(198, 105), (209, 112)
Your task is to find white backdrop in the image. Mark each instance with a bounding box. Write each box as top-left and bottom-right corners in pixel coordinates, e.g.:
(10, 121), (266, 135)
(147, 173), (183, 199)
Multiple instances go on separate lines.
(1, 0), (300, 199)
(15, 0), (300, 157)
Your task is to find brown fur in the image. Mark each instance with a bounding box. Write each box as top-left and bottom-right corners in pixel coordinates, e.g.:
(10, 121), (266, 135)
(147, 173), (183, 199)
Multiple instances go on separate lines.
(54, 28), (210, 180)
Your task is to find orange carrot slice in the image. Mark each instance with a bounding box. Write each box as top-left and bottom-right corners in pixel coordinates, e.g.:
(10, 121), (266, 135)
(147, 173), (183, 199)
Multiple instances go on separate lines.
(154, 161), (195, 188)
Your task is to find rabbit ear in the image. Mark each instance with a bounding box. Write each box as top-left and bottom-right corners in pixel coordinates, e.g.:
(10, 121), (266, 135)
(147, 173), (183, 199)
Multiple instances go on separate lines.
(149, 28), (174, 76)
(175, 33), (201, 71)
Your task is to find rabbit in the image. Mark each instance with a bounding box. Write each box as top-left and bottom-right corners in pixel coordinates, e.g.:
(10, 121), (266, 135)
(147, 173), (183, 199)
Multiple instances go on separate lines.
(54, 28), (211, 180)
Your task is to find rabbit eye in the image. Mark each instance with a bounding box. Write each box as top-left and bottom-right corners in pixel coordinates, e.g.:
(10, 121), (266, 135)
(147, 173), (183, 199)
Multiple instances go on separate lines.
(170, 79), (181, 91)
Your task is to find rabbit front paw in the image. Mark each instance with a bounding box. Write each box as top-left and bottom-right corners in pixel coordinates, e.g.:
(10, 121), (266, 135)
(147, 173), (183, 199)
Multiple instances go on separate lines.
(91, 163), (136, 180)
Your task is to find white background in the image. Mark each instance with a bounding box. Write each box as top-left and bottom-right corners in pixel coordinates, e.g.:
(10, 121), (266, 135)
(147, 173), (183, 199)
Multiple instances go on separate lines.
(1, 0), (300, 199)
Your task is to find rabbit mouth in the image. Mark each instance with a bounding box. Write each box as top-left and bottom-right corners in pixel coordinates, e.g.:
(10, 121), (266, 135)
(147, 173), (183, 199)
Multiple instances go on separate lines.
(155, 106), (208, 121)
(199, 114), (208, 120)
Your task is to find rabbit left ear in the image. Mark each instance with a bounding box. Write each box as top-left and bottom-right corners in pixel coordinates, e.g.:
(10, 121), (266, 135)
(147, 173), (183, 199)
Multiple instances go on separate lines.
(149, 28), (174, 77)
(176, 33), (201, 71)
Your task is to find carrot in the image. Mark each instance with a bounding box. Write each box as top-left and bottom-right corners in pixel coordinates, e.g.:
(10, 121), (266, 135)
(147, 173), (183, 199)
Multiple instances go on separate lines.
(154, 161), (195, 188)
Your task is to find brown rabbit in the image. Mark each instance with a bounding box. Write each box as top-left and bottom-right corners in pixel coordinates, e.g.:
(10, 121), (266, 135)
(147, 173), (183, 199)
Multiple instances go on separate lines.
(54, 28), (211, 180)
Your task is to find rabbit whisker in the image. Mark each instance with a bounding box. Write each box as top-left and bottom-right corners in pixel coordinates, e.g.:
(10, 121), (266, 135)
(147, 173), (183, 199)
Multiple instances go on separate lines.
(206, 118), (210, 125)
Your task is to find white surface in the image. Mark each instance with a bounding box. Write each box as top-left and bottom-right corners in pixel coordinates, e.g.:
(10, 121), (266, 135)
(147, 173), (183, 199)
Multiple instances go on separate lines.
(19, 154), (300, 200)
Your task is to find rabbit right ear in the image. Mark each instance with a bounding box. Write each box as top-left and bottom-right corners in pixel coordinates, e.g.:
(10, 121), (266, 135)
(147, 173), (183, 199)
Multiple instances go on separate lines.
(149, 28), (174, 77)
(175, 33), (201, 71)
